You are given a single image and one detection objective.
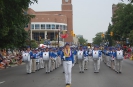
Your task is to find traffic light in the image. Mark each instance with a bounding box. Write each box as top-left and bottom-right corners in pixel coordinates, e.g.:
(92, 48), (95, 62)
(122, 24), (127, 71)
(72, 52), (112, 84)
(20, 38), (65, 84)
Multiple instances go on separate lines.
(73, 34), (76, 37)
(71, 31), (74, 36)
(110, 32), (113, 36)
(101, 33), (105, 38)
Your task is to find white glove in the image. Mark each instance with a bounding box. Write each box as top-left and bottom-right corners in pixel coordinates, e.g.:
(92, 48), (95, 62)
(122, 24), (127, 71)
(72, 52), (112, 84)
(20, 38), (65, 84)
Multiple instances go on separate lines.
(63, 56), (65, 60)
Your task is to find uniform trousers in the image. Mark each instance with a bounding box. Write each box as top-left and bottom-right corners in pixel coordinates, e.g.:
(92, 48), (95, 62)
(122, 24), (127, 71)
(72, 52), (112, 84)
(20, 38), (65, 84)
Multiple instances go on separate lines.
(84, 57), (88, 69)
(62, 61), (65, 72)
(50, 59), (55, 71)
(78, 59), (85, 72)
(57, 57), (60, 67)
(111, 59), (115, 69)
(115, 59), (123, 72)
(64, 61), (72, 84)
(103, 54), (106, 63)
(59, 56), (61, 65)
(54, 58), (58, 68)
(40, 58), (44, 68)
(74, 55), (76, 64)
(93, 59), (100, 72)
(32, 59), (36, 72)
(26, 59), (32, 73)
(44, 60), (50, 72)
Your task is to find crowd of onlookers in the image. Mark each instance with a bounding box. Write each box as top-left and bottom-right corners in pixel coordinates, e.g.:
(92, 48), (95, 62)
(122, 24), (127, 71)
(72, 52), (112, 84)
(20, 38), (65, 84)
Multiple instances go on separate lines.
(0, 49), (23, 69)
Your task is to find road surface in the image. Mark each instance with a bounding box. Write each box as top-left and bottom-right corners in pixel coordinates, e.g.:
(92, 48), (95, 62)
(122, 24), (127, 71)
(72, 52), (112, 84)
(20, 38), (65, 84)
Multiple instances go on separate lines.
(0, 59), (133, 87)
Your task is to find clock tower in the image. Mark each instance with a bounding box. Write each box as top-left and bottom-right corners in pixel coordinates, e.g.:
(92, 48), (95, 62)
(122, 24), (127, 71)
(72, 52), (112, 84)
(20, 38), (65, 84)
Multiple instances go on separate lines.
(61, 0), (73, 43)
(62, 0), (72, 11)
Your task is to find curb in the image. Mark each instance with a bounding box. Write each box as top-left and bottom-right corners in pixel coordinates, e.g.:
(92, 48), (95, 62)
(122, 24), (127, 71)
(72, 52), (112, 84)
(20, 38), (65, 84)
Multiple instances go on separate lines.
(0, 63), (25, 70)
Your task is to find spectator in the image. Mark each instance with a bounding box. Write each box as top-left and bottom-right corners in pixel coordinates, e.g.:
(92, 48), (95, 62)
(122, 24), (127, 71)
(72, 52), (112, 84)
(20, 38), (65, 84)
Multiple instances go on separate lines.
(15, 54), (22, 65)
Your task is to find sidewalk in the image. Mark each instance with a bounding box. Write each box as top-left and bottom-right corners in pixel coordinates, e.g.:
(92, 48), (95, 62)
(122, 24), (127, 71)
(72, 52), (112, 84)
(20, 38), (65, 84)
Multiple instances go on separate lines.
(0, 62), (25, 70)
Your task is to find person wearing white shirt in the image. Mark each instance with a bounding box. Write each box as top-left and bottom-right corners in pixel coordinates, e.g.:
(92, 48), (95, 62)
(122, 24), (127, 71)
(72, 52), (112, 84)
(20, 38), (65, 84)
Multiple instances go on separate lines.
(92, 46), (101, 73)
(115, 47), (123, 74)
(77, 46), (85, 73)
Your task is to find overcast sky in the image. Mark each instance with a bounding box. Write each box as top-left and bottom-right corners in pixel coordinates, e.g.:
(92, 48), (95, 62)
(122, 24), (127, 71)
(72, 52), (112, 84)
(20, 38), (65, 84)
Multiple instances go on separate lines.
(29, 0), (128, 43)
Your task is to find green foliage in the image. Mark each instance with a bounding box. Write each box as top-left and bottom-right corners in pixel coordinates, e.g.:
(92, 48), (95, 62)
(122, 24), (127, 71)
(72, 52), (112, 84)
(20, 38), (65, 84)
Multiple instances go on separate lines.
(30, 40), (38, 48)
(105, 23), (113, 46)
(92, 32), (103, 45)
(78, 37), (88, 46)
(0, 0), (37, 49)
(112, 3), (133, 40)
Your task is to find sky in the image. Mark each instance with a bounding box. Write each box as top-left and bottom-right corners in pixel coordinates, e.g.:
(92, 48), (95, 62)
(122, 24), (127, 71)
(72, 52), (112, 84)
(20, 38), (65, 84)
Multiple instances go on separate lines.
(29, 0), (128, 43)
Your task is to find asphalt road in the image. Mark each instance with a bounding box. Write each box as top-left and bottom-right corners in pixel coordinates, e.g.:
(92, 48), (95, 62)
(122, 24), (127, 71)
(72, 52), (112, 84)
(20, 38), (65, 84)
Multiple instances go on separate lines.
(0, 59), (133, 87)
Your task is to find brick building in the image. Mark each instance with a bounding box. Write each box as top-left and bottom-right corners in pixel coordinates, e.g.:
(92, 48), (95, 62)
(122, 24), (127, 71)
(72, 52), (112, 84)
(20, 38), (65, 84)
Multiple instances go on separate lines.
(112, 4), (117, 16)
(25, 0), (73, 45)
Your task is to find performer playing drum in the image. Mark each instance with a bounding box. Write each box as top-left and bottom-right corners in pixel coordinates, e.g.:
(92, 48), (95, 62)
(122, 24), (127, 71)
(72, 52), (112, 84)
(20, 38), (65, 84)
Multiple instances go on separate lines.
(77, 46), (85, 73)
(115, 47), (123, 73)
(22, 47), (33, 74)
(92, 46), (101, 73)
(43, 48), (50, 73)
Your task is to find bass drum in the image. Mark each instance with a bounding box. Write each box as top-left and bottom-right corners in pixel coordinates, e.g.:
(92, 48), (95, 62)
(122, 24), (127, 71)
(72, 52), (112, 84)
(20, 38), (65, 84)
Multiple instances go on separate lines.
(92, 51), (99, 60)
(116, 51), (123, 60)
(22, 53), (30, 62)
(77, 51), (83, 60)
(43, 52), (49, 60)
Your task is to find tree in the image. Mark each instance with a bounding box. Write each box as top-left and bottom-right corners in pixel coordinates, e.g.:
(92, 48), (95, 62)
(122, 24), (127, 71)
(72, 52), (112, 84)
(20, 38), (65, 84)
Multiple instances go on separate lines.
(0, 0), (37, 48)
(78, 37), (88, 46)
(105, 23), (113, 46)
(112, 3), (133, 41)
(92, 32), (103, 45)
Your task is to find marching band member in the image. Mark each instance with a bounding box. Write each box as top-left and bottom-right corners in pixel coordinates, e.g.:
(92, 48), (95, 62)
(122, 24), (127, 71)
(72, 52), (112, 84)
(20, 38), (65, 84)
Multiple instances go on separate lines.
(92, 46), (101, 73)
(43, 47), (50, 73)
(53, 49), (58, 69)
(77, 46), (85, 73)
(57, 49), (61, 67)
(36, 50), (40, 71)
(115, 47), (123, 73)
(32, 50), (37, 73)
(73, 48), (77, 64)
(106, 47), (110, 67)
(84, 48), (89, 70)
(39, 49), (44, 69)
(103, 47), (107, 64)
(60, 47), (66, 73)
(62, 43), (74, 86)
(110, 48), (116, 70)
(88, 48), (92, 60)
(22, 47), (33, 74)
(49, 48), (54, 72)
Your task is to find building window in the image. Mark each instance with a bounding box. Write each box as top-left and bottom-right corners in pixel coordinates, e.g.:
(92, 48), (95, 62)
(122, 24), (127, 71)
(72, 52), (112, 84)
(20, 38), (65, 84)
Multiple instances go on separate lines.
(35, 24), (40, 29)
(31, 24), (34, 29)
(25, 24), (28, 28)
(41, 24), (45, 29)
(52, 24), (55, 29)
(65, 25), (67, 30)
(60, 25), (62, 29)
(56, 25), (59, 29)
(46, 24), (51, 29)
(63, 25), (65, 30)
